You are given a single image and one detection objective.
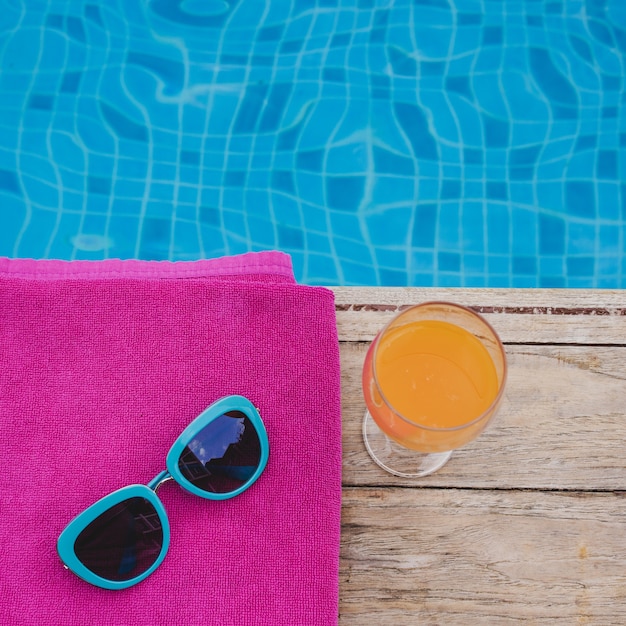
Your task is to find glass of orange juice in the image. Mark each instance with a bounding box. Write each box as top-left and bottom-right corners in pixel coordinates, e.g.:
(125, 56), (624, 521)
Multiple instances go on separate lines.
(362, 301), (507, 477)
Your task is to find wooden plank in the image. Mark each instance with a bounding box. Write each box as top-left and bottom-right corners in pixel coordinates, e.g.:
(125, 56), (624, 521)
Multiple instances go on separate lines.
(339, 487), (626, 625)
(336, 289), (626, 623)
(340, 342), (626, 490)
(330, 287), (626, 344)
(331, 286), (626, 309)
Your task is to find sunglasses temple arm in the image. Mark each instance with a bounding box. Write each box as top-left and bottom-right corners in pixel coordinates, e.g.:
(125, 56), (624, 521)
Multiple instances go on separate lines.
(147, 470), (173, 492)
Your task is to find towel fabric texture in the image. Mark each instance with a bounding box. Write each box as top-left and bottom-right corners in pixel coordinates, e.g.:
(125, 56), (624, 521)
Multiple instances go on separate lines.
(0, 251), (341, 625)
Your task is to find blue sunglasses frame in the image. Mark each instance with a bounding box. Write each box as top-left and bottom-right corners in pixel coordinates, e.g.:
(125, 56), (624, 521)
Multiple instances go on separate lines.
(57, 395), (269, 590)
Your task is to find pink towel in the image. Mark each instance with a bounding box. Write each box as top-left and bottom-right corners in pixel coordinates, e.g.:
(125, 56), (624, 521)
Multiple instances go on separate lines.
(0, 251), (341, 625)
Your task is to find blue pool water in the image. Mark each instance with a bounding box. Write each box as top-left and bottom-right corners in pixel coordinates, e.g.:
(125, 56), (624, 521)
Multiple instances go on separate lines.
(0, 0), (625, 287)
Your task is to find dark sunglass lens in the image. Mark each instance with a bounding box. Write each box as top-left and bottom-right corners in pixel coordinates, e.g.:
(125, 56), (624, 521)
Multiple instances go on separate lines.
(74, 497), (163, 582)
(178, 410), (262, 494)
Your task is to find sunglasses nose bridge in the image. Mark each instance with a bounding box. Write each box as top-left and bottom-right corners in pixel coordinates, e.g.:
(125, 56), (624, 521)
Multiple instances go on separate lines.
(147, 470), (174, 493)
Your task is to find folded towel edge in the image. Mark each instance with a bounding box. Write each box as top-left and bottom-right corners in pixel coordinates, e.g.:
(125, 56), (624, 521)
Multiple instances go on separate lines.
(0, 251), (293, 280)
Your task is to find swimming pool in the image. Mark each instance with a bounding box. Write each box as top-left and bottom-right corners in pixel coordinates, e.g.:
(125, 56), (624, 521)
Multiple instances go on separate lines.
(1, 0), (624, 287)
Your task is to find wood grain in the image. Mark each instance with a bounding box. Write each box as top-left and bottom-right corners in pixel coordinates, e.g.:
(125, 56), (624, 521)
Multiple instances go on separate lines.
(334, 288), (626, 625)
(340, 343), (626, 490)
(331, 287), (626, 344)
(340, 488), (626, 625)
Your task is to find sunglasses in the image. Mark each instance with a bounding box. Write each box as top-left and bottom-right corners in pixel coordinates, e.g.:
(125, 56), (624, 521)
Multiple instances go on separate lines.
(57, 395), (269, 590)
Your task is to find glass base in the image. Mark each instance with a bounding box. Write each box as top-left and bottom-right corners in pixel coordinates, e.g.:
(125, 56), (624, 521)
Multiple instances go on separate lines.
(362, 411), (453, 477)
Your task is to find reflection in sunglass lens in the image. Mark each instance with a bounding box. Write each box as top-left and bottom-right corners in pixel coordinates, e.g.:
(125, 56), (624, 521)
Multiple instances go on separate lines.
(74, 497), (164, 582)
(178, 410), (262, 494)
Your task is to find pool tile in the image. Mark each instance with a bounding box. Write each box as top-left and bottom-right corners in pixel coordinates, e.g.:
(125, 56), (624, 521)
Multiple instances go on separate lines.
(1, 1), (625, 288)
(367, 208), (411, 246)
(438, 252), (461, 272)
(0, 170), (22, 196)
(463, 253), (486, 274)
(338, 258), (373, 285)
(486, 205), (509, 254)
(539, 215), (565, 254)
(567, 221), (596, 254)
(306, 253), (340, 283)
(567, 256), (595, 277)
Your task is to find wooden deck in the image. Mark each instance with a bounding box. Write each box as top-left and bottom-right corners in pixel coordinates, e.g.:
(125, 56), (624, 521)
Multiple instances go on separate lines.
(332, 288), (626, 625)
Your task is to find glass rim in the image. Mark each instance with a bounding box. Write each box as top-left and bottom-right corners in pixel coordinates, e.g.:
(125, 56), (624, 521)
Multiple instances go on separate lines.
(371, 300), (508, 433)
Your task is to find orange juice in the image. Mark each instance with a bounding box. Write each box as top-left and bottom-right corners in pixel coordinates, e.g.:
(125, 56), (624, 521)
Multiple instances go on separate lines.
(363, 318), (501, 452)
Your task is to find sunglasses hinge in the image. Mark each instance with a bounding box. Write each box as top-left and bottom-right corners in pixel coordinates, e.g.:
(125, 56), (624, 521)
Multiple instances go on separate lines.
(148, 470), (174, 493)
